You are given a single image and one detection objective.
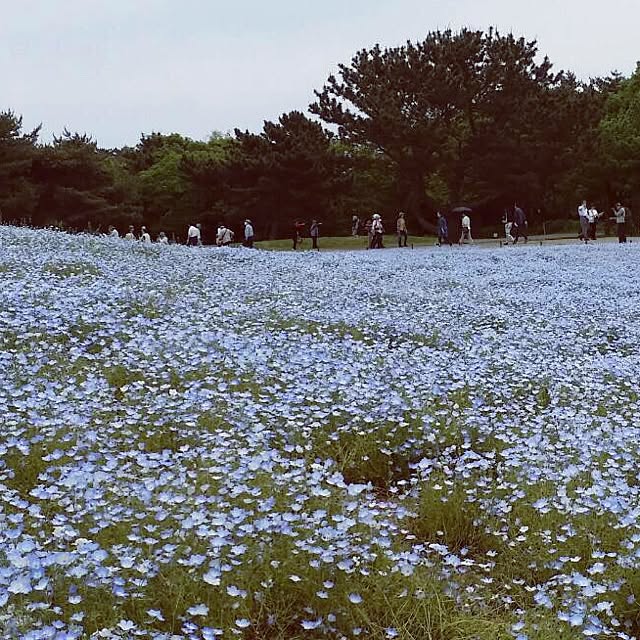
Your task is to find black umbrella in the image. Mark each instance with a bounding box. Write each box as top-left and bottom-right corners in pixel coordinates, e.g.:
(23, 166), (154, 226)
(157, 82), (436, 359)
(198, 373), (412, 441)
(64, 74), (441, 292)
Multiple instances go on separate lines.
(451, 206), (472, 214)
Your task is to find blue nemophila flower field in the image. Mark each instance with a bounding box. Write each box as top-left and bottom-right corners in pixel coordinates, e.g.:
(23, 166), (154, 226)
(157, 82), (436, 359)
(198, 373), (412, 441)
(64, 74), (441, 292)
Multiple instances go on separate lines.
(2, 226), (640, 639)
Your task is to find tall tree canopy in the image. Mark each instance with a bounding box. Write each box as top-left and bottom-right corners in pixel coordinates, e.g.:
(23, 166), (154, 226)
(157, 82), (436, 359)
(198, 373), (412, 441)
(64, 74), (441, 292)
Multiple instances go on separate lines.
(0, 111), (40, 220)
(1, 27), (637, 239)
(217, 111), (349, 238)
(600, 64), (640, 211)
(311, 29), (561, 225)
(32, 130), (118, 229)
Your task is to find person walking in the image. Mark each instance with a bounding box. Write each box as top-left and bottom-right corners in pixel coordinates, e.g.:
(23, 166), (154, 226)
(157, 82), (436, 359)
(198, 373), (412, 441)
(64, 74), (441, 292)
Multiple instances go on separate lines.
(140, 226), (151, 243)
(436, 212), (451, 246)
(615, 203), (627, 243)
(578, 200), (589, 242)
(365, 217), (373, 248)
(217, 225), (234, 246)
(157, 231), (169, 244)
(108, 225), (120, 238)
(624, 203), (634, 237)
(371, 213), (384, 249)
(459, 213), (473, 244)
(352, 215), (360, 236)
(396, 212), (408, 247)
(512, 204), (528, 244)
(124, 225), (136, 240)
(187, 223), (202, 246)
(587, 205), (600, 240)
(309, 219), (321, 250)
(243, 219), (254, 248)
(501, 208), (514, 244)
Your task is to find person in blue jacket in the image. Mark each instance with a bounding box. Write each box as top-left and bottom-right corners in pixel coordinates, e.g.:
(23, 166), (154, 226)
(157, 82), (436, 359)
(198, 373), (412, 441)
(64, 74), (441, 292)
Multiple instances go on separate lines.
(437, 212), (451, 246)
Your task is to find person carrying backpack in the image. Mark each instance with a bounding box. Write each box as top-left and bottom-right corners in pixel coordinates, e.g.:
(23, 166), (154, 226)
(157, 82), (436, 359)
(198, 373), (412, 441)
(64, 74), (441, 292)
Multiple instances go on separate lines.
(217, 225), (234, 246)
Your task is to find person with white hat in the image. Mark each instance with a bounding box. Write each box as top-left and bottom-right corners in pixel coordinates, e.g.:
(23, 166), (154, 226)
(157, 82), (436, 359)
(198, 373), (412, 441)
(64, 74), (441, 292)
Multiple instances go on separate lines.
(371, 213), (384, 249)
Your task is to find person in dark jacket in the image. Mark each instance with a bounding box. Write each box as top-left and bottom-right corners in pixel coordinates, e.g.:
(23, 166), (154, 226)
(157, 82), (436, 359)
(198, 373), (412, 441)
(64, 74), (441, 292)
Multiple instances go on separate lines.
(512, 204), (528, 244)
(436, 212), (451, 246)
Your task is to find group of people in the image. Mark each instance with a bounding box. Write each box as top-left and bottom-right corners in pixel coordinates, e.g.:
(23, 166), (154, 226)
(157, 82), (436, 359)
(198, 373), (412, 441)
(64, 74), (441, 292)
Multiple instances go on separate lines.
(106, 219), (256, 248)
(103, 201), (633, 251)
(108, 225), (167, 244)
(501, 204), (529, 245)
(292, 219), (321, 250)
(351, 210), (474, 249)
(578, 201), (629, 243)
(350, 212), (409, 249)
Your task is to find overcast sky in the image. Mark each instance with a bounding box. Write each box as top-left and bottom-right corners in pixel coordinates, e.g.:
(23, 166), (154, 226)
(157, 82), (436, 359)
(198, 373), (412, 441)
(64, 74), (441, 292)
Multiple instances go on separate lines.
(3, 0), (639, 148)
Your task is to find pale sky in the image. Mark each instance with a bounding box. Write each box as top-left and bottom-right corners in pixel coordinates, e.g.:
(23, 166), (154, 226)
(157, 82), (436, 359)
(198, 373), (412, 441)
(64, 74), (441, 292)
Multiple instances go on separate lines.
(3, 0), (639, 148)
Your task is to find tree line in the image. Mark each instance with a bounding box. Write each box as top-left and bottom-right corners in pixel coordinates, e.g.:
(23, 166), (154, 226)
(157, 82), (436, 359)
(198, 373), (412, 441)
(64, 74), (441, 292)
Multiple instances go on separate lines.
(1, 28), (639, 240)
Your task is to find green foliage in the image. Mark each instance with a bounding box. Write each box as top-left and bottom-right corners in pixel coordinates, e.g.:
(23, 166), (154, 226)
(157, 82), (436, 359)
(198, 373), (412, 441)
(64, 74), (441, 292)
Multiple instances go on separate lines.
(31, 129), (120, 229)
(1, 27), (638, 237)
(217, 111), (349, 238)
(411, 479), (498, 555)
(3, 443), (48, 498)
(0, 110), (40, 220)
(311, 29), (560, 219)
(600, 64), (640, 207)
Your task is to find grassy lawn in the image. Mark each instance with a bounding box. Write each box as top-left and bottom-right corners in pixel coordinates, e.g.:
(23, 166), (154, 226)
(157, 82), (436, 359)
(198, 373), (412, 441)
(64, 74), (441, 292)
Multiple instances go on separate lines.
(256, 234), (438, 251)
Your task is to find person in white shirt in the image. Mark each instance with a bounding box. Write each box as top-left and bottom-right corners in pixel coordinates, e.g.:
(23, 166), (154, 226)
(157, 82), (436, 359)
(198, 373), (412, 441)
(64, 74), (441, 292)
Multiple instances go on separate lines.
(124, 225), (136, 240)
(243, 220), (255, 248)
(587, 206), (600, 241)
(108, 226), (119, 238)
(187, 223), (202, 246)
(216, 225), (234, 246)
(370, 213), (384, 249)
(501, 209), (514, 245)
(578, 200), (589, 242)
(459, 214), (473, 244)
(140, 226), (151, 243)
(157, 231), (169, 244)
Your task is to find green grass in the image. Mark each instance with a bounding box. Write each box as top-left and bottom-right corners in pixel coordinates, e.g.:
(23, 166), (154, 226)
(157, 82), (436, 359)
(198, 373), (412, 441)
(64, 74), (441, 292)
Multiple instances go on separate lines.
(256, 234), (437, 251)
